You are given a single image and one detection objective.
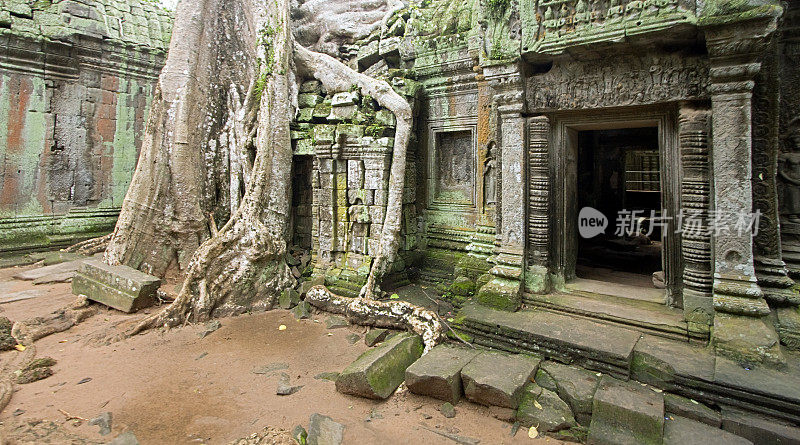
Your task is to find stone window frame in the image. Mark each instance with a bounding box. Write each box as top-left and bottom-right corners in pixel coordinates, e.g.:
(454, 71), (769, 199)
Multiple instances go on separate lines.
(549, 107), (682, 304)
(426, 123), (479, 210)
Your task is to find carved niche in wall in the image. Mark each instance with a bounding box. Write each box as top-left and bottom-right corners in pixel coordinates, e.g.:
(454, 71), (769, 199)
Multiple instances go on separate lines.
(432, 130), (476, 206)
(526, 52), (708, 111)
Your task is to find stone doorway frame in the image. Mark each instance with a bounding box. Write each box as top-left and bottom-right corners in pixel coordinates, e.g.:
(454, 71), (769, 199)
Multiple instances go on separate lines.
(550, 107), (682, 305)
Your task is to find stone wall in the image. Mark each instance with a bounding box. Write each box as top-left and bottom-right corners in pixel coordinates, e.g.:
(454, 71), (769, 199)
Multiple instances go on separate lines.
(0, 0), (172, 255)
(290, 79), (421, 296)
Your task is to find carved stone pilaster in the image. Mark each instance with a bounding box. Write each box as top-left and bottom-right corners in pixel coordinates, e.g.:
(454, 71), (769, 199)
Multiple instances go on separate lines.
(703, 16), (785, 366)
(775, 2), (800, 351)
(526, 116), (550, 293)
(475, 63), (526, 311)
(752, 36), (800, 307)
(679, 104), (713, 327)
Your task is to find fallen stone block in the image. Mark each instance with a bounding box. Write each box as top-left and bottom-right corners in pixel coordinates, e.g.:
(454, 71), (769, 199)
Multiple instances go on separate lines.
(664, 416), (752, 445)
(38, 251), (87, 266)
(364, 328), (390, 346)
(541, 361), (601, 426)
(336, 332), (423, 399)
(279, 289), (300, 309)
(516, 383), (577, 433)
(588, 375), (664, 445)
(71, 259), (161, 313)
(325, 315), (349, 329)
(461, 350), (539, 409)
(0, 289), (46, 304)
(32, 272), (75, 285)
(307, 413), (344, 445)
(291, 301), (312, 319)
(405, 344), (480, 404)
(664, 393), (721, 428)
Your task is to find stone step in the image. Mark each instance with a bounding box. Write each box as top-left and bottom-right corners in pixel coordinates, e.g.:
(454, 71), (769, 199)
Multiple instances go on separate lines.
(460, 350), (540, 409)
(458, 302), (642, 378)
(720, 406), (800, 445)
(457, 304), (800, 426)
(633, 335), (800, 424)
(523, 291), (708, 342)
(71, 259), (161, 313)
(663, 416), (752, 445)
(336, 332), (423, 399)
(588, 375), (665, 445)
(405, 344), (480, 404)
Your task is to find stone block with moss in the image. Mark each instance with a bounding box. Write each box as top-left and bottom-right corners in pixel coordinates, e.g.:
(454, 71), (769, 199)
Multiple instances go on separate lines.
(588, 375), (664, 445)
(476, 276), (520, 311)
(336, 332), (424, 399)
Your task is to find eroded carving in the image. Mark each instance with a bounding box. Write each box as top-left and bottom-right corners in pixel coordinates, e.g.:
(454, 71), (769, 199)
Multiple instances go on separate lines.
(526, 53), (708, 111)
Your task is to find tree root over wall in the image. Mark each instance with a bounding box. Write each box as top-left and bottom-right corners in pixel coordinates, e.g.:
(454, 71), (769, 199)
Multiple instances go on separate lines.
(100, 0), (441, 353)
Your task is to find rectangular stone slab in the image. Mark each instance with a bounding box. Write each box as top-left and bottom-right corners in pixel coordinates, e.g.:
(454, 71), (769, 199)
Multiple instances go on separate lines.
(589, 375), (664, 445)
(13, 260), (84, 281)
(460, 350), (539, 409)
(72, 259), (160, 313)
(336, 332), (423, 399)
(405, 344), (480, 404)
(664, 416), (751, 445)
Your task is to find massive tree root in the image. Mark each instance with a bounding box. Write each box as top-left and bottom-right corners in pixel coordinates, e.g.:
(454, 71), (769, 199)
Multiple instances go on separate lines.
(306, 286), (444, 351)
(63, 234), (113, 256)
(104, 0), (438, 351)
(0, 298), (97, 413)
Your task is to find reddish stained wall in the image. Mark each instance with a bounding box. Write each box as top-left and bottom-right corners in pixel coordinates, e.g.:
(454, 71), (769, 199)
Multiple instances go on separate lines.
(1, 74), (34, 208)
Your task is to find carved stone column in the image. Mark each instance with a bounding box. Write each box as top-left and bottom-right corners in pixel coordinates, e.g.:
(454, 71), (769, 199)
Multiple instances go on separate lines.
(476, 63), (526, 311)
(678, 104), (713, 331)
(752, 37), (800, 307)
(527, 116), (550, 293)
(704, 16), (785, 366)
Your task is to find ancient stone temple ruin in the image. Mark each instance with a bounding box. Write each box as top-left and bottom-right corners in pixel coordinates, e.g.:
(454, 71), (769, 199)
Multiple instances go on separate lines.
(286, 0), (800, 363)
(4, 0), (800, 442)
(0, 0), (172, 254)
(287, 0), (800, 434)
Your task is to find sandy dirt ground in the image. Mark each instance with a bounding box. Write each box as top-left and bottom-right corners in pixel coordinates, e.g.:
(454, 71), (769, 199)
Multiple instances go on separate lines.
(0, 263), (559, 445)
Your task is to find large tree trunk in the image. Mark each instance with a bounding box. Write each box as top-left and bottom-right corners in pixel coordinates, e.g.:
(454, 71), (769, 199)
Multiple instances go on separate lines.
(130, 0), (296, 330)
(107, 0), (427, 335)
(104, 0), (233, 276)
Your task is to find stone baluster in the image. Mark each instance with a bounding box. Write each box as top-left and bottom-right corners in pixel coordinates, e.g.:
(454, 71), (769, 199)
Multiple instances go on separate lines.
(703, 16), (785, 366)
(678, 104), (713, 331)
(527, 116), (550, 293)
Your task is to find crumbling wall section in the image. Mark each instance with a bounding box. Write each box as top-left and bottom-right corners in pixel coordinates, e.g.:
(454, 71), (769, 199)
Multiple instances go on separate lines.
(291, 78), (421, 296)
(0, 0), (172, 255)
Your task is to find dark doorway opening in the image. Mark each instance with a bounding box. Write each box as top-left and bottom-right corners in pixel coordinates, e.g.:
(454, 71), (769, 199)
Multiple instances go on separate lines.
(575, 127), (664, 290)
(291, 155), (313, 250)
